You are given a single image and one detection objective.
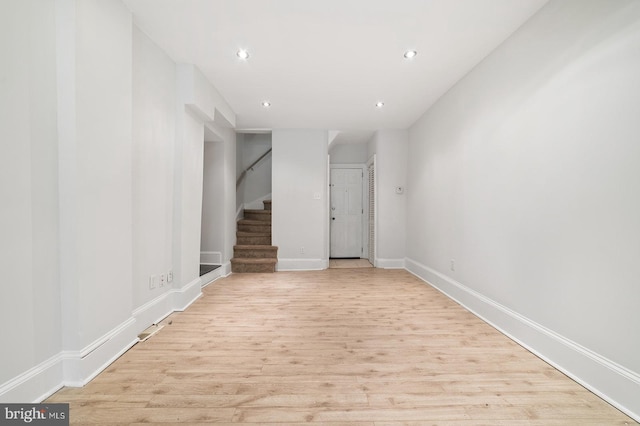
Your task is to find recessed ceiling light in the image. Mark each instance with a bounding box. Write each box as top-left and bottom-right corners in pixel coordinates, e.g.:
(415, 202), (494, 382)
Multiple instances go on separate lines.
(403, 50), (417, 59)
(375, 101), (384, 108)
(261, 101), (271, 108)
(237, 49), (250, 60)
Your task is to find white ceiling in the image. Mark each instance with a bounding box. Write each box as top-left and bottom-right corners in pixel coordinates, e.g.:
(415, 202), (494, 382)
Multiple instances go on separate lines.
(124, 0), (548, 142)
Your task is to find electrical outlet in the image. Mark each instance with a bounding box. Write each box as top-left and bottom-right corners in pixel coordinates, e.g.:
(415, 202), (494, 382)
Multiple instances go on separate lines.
(167, 270), (173, 283)
(300, 246), (305, 254)
(450, 259), (455, 271)
(159, 274), (166, 287)
(149, 275), (157, 290)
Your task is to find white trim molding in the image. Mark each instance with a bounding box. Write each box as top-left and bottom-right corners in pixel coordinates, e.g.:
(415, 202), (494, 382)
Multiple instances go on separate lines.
(200, 251), (222, 265)
(0, 276), (204, 403)
(0, 353), (64, 403)
(61, 319), (138, 388)
(171, 277), (203, 312)
(276, 258), (328, 271)
(376, 258), (405, 269)
(329, 164), (369, 262)
(0, 317), (138, 402)
(220, 260), (232, 277)
(405, 257), (640, 423)
(200, 261), (232, 288)
(132, 291), (175, 334)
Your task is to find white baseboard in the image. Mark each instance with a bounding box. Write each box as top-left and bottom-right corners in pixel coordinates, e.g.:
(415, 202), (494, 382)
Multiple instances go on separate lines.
(405, 257), (640, 423)
(61, 318), (138, 387)
(171, 277), (202, 312)
(220, 261), (232, 277)
(132, 276), (202, 330)
(0, 317), (139, 403)
(0, 277), (204, 403)
(132, 291), (174, 333)
(0, 353), (64, 403)
(276, 258), (327, 271)
(200, 251), (222, 265)
(200, 261), (231, 287)
(376, 258), (405, 269)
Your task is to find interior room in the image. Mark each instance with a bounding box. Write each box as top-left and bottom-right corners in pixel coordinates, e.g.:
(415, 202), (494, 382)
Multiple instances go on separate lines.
(1, 0), (638, 423)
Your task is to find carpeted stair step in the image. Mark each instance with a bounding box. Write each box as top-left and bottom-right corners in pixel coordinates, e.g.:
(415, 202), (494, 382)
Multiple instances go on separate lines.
(233, 201), (275, 273)
(244, 209), (272, 222)
(234, 245), (278, 259)
(236, 232), (271, 245)
(231, 258), (277, 273)
(238, 219), (271, 233)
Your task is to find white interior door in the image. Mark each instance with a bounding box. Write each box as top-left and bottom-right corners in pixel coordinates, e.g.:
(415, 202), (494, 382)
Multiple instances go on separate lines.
(330, 168), (363, 258)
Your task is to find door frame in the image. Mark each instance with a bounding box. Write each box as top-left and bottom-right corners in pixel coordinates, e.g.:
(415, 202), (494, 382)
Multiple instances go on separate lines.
(329, 164), (369, 259)
(366, 154), (377, 267)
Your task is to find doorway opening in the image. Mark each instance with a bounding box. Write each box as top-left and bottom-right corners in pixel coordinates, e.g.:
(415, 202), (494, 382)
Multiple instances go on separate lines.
(329, 165), (369, 262)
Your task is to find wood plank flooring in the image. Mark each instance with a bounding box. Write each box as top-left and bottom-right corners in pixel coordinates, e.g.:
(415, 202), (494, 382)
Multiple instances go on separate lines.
(47, 269), (636, 425)
(329, 259), (373, 269)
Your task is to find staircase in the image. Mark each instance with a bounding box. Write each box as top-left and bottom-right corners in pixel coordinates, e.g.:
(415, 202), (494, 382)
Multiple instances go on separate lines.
(231, 200), (278, 273)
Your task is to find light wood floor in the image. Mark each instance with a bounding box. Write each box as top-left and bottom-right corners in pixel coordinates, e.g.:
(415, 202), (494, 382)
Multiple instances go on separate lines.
(329, 258), (373, 269)
(47, 269), (636, 425)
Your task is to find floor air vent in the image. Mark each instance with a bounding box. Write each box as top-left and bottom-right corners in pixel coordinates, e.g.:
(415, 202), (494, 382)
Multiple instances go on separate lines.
(137, 324), (164, 342)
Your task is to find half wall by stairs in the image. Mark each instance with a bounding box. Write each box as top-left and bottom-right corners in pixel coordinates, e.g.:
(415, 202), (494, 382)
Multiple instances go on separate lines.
(231, 200), (278, 273)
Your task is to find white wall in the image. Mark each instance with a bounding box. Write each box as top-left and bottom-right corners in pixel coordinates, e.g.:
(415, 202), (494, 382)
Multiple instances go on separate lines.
(0, 0), (62, 396)
(175, 108), (205, 287)
(240, 133), (272, 207)
(132, 25), (175, 309)
(368, 130), (408, 267)
(201, 141), (225, 264)
(235, 133), (245, 212)
(405, 0), (640, 419)
(272, 130), (328, 270)
(220, 127), (238, 268)
(62, 0), (134, 357)
(201, 123), (236, 271)
(329, 143), (368, 164)
(0, 0), (237, 402)
(174, 64), (236, 284)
